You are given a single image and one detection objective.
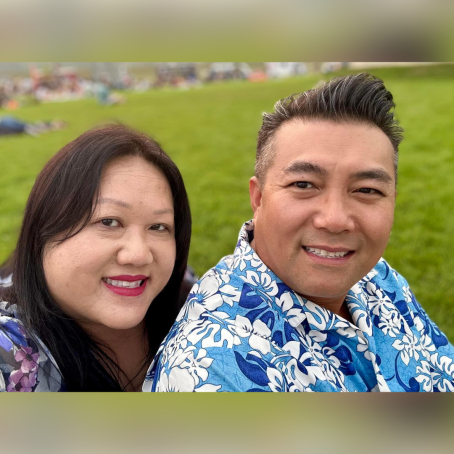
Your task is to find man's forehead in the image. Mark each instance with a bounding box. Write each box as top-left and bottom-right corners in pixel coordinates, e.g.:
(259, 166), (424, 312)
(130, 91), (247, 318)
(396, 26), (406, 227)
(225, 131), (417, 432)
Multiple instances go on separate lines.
(271, 119), (396, 175)
(273, 118), (392, 147)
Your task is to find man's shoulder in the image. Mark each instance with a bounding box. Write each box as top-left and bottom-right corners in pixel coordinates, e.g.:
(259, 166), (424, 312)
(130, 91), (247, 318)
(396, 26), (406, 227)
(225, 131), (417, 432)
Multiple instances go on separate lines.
(168, 256), (245, 333)
(145, 255), (279, 392)
(364, 258), (426, 320)
(367, 258), (412, 297)
(368, 258), (454, 350)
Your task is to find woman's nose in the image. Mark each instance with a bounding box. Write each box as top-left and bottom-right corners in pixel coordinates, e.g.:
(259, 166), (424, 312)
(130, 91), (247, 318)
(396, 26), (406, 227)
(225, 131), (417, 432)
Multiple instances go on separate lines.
(115, 231), (153, 267)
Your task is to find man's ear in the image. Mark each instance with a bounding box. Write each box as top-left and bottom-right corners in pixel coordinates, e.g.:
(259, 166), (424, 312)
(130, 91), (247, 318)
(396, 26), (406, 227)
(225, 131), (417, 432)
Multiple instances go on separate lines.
(249, 176), (263, 216)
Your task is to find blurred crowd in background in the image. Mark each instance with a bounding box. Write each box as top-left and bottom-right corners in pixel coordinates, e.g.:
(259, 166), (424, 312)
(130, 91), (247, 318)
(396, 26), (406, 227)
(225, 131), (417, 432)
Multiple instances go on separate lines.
(0, 62), (349, 111)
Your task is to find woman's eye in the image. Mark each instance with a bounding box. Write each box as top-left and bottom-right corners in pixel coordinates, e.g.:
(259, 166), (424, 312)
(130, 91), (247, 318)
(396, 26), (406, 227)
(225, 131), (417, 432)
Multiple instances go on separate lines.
(294, 181), (314, 189)
(150, 224), (167, 231)
(101, 219), (120, 227)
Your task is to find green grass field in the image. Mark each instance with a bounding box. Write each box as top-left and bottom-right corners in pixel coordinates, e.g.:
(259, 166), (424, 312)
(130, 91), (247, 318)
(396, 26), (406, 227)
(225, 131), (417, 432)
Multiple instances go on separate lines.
(1, 64), (454, 339)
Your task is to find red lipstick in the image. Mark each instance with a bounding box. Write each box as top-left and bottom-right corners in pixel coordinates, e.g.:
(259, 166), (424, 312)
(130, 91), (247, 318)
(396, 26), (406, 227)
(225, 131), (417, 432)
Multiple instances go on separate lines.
(103, 275), (148, 297)
(106, 275), (147, 281)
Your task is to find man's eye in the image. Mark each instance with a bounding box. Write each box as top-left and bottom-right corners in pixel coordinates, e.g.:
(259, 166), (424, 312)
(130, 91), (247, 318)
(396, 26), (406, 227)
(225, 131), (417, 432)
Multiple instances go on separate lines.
(150, 224), (167, 231)
(101, 219), (120, 227)
(294, 181), (314, 189)
(357, 188), (381, 195)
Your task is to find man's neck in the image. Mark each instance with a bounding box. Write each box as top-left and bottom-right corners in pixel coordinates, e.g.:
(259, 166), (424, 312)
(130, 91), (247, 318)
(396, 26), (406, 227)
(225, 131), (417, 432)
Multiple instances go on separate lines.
(249, 238), (352, 322)
(300, 294), (353, 322)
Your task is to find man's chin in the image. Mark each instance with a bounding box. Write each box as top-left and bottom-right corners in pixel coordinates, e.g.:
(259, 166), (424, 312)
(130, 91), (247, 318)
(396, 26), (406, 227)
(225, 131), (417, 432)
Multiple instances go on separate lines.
(294, 284), (353, 305)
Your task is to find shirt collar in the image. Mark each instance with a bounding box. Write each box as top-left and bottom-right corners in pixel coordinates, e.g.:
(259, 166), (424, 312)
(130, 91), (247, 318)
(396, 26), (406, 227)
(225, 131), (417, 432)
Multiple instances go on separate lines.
(232, 220), (377, 332)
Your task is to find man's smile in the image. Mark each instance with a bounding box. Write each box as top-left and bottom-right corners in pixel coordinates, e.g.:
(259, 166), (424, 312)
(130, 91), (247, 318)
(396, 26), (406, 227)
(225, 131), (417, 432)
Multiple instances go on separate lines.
(302, 245), (356, 263)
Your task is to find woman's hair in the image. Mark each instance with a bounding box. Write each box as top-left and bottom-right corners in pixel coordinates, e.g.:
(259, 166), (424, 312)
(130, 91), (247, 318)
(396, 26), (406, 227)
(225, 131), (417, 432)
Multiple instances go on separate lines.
(8, 124), (191, 391)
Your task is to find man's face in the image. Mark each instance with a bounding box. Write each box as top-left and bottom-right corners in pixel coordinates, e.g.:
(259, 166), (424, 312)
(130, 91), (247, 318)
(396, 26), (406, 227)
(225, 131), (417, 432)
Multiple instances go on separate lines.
(250, 120), (397, 306)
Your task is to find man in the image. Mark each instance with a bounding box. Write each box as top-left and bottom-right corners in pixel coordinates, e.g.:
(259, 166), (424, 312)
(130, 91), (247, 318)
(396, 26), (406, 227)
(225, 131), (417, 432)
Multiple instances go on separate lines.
(145, 73), (454, 392)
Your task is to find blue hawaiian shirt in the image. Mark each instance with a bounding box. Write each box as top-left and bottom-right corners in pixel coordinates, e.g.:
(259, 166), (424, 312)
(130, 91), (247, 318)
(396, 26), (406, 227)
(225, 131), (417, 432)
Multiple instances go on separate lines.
(144, 221), (454, 392)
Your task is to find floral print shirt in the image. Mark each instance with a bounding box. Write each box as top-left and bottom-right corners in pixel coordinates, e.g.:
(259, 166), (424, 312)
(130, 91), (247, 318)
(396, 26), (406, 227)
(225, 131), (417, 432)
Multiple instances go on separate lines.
(0, 301), (65, 392)
(144, 221), (454, 392)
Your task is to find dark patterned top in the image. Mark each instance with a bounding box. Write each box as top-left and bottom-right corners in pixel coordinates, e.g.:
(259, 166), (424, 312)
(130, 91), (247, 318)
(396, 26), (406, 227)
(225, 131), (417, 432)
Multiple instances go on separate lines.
(0, 300), (65, 392)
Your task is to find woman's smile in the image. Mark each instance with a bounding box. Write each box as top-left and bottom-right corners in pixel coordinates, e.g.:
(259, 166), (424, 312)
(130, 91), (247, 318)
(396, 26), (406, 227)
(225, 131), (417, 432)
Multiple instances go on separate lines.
(102, 276), (149, 297)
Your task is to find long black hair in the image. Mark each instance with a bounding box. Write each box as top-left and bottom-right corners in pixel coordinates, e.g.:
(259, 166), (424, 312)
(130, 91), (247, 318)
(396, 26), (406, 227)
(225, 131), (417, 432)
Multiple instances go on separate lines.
(7, 124), (191, 391)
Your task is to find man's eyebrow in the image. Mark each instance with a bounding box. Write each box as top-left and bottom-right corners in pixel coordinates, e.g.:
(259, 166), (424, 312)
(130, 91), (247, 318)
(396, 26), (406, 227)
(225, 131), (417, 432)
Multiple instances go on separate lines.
(350, 169), (393, 184)
(282, 162), (394, 185)
(282, 161), (328, 177)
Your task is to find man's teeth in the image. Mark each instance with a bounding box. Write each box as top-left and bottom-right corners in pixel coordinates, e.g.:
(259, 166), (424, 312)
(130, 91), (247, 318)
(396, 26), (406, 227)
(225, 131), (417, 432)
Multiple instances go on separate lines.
(305, 247), (349, 258)
(104, 278), (143, 288)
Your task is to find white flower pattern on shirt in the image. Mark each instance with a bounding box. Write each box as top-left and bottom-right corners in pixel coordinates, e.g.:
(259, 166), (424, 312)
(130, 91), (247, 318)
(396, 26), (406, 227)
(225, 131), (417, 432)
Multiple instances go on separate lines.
(145, 221), (454, 392)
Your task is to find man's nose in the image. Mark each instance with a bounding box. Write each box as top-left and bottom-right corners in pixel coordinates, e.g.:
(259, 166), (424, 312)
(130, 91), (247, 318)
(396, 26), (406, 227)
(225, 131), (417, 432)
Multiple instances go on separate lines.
(312, 193), (355, 233)
(116, 230), (153, 267)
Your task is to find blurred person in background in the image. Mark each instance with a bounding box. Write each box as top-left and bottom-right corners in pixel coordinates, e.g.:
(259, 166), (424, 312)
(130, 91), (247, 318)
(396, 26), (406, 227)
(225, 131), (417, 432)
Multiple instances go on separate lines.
(0, 115), (66, 137)
(0, 125), (191, 391)
(147, 73), (454, 392)
(96, 78), (126, 106)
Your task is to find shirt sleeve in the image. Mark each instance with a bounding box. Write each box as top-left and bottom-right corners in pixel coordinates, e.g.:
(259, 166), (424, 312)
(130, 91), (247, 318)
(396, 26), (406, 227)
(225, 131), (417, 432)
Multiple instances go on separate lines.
(151, 341), (277, 392)
(149, 299), (279, 392)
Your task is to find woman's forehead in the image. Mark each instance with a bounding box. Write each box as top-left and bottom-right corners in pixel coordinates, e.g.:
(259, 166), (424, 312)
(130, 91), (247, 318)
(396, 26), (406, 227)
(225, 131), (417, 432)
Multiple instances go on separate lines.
(98, 156), (173, 210)
(102, 155), (164, 179)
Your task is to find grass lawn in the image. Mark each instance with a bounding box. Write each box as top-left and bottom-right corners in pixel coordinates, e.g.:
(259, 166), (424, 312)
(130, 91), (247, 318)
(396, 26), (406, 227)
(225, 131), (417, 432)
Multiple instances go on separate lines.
(1, 64), (454, 339)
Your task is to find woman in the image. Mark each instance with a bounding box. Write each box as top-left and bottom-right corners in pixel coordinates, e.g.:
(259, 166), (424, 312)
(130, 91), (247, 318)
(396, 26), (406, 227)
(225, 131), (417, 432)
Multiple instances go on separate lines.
(0, 125), (191, 391)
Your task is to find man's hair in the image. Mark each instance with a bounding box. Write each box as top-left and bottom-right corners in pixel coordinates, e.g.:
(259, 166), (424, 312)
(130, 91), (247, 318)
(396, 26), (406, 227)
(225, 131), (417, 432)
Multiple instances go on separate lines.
(255, 73), (404, 183)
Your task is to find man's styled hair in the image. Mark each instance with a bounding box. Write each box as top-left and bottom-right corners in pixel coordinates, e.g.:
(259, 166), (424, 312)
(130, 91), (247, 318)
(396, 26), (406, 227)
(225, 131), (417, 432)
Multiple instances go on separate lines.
(255, 73), (404, 183)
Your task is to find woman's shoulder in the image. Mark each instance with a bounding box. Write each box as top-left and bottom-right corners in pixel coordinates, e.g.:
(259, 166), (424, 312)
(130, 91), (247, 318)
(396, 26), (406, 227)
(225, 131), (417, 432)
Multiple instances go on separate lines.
(0, 301), (65, 392)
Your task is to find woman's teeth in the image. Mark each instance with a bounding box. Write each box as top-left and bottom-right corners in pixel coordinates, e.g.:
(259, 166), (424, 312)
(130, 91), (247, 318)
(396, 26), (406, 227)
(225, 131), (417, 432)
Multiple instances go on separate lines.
(304, 247), (349, 258)
(103, 278), (143, 288)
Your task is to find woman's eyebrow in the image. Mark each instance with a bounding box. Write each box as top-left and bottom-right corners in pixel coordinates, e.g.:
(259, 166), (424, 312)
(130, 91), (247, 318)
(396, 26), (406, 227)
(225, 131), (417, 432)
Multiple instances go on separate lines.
(153, 208), (174, 215)
(98, 197), (132, 209)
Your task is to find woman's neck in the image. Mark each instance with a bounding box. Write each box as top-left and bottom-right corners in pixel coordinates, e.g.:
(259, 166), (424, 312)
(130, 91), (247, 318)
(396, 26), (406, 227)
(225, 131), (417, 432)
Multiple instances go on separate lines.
(83, 321), (150, 392)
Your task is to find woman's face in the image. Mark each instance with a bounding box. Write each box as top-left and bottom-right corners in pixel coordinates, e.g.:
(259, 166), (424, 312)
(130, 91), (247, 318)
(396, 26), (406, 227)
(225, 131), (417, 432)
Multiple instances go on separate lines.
(43, 155), (176, 333)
